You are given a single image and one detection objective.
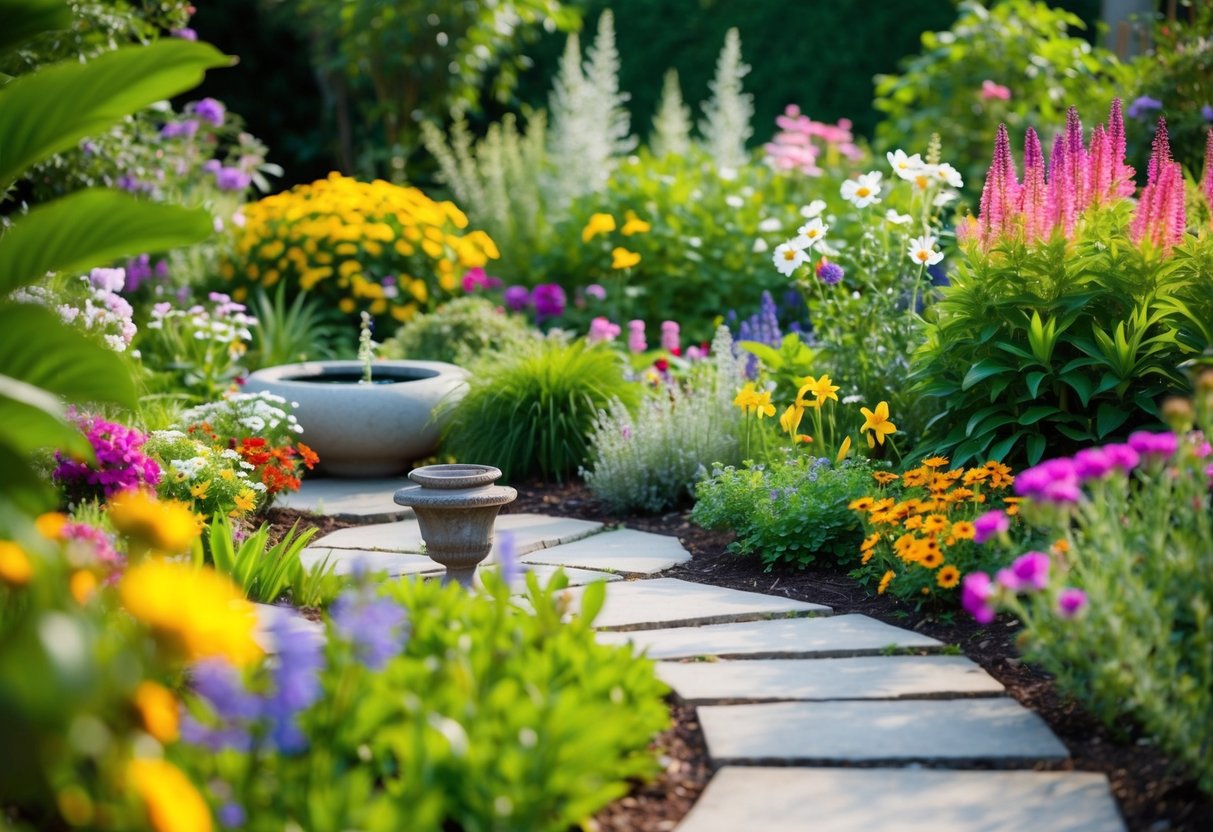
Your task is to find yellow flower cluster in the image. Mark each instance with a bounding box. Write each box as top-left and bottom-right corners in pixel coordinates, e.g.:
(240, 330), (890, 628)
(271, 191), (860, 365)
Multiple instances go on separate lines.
(582, 210), (649, 269)
(127, 758), (213, 832)
(119, 559), (262, 666)
(225, 173), (499, 322)
(850, 458), (1016, 600)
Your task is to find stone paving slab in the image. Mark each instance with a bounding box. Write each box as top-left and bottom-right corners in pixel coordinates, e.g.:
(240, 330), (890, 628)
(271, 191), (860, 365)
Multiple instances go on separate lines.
(275, 478), (414, 522)
(254, 603), (323, 654)
(563, 578), (830, 631)
(657, 656), (1003, 704)
(597, 613), (939, 659)
(480, 563), (623, 593)
(520, 528), (691, 575)
(675, 767), (1124, 832)
(300, 547), (443, 577)
(310, 513), (603, 555)
(698, 698), (1069, 766)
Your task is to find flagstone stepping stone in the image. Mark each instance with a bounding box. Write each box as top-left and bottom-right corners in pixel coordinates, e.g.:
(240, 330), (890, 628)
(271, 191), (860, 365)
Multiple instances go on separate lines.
(657, 656), (1003, 704)
(300, 547), (443, 577)
(698, 698), (1068, 766)
(253, 603), (323, 653)
(597, 614), (940, 659)
(479, 563), (623, 592)
(309, 513), (603, 555)
(563, 578), (830, 631)
(675, 767), (1124, 832)
(276, 477), (413, 522)
(520, 528), (691, 575)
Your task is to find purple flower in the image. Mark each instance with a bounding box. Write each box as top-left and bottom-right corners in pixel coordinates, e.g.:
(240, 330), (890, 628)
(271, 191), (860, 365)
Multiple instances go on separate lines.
(214, 167), (252, 192)
(193, 98), (226, 127)
(1202, 105), (1213, 123)
(263, 613), (325, 753)
(1072, 447), (1113, 481)
(52, 413), (161, 501)
(160, 119), (200, 139)
(495, 531), (522, 586)
(191, 660), (261, 722)
(1011, 551), (1050, 591)
(1127, 430), (1177, 459)
(531, 283), (567, 320)
(961, 572), (996, 624)
(1057, 587), (1087, 618)
(89, 267), (126, 293)
(584, 283), (607, 301)
(628, 320), (647, 353)
(1102, 443), (1140, 472)
(172, 27), (197, 40)
(62, 522), (120, 565)
(995, 568), (1020, 591)
(972, 509), (1009, 544)
(817, 261), (845, 285)
(503, 285), (530, 312)
(1014, 457), (1080, 503)
(218, 803), (246, 829)
(330, 586), (409, 670)
(116, 174), (143, 193)
(1126, 95), (1163, 119)
(202, 159), (223, 174)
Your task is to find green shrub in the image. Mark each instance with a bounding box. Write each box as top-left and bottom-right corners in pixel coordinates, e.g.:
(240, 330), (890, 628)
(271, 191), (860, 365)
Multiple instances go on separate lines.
(583, 326), (744, 513)
(379, 296), (540, 367)
(439, 339), (641, 481)
(175, 571), (670, 830)
(692, 454), (872, 571)
(874, 0), (1132, 194)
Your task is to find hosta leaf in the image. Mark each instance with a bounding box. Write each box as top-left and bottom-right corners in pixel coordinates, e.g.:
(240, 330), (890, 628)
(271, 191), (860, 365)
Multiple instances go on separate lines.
(1017, 405), (1063, 425)
(988, 431), (1024, 461)
(961, 359), (1013, 391)
(1096, 403), (1131, 438)
(1025, 370), (1049, 398)
(1025, 433), (1047, 465)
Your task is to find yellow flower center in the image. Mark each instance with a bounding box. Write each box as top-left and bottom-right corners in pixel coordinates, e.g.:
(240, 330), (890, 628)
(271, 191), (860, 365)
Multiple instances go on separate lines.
(783, 250), (798, 261)
(856, 187), (871, 197)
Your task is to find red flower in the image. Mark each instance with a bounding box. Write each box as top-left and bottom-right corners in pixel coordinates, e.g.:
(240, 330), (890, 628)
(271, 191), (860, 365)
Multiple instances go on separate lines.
(298, 443), (319, 470)
(654, 357), (669, 372)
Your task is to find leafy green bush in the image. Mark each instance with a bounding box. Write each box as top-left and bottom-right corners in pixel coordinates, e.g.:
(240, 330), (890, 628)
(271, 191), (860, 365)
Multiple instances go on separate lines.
(175, 571), (670, 830)
(439, 339), (641, 481)
(379, 296), (540, 367)
(692, 455), (872, 570)
(967, 378), (1213, 792)
(204, 513), (325, 605)
(874, 0), (1132, 193)
(583, 326), (744, 513)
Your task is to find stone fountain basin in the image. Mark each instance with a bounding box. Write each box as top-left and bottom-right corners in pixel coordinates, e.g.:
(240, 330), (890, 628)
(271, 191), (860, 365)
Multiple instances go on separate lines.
(243, 360), (468, 478)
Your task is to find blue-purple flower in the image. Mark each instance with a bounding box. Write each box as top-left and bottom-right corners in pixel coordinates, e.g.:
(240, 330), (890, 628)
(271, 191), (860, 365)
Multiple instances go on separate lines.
(503, 285), (530, 312)
(531, 283), (567, 320)
(330, 586), (409, 671)
(194, 98), (226, 127)
(1126, 96), (1163, 120)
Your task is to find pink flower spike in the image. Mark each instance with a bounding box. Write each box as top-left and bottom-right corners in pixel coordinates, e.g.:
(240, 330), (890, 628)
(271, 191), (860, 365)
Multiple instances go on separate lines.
(1202, 129), (1213, 221)
(1019, 127), (1049, 241)
(1057, 587), (1087, 618)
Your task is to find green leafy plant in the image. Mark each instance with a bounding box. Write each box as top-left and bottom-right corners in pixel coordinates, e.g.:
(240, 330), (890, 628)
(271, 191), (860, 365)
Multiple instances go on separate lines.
(378, 295), (540, 367)
(205, 513), (320, 604)
(692, 454), (872, 570)
(247, 284), (339, 369)
(439, 339), (641, 481)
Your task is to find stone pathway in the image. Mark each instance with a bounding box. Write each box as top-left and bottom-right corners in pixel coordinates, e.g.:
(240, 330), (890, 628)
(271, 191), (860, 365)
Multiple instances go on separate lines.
(283, 478), (1127, 831)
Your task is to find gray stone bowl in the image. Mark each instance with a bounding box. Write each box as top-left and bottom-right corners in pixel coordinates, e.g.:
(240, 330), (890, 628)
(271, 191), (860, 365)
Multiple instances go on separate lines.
(243, 360), (468, 478)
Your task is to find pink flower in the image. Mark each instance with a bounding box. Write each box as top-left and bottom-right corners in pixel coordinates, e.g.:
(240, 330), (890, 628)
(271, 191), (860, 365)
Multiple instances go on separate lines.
(661, 320), (680, 353)
(1011, 551), (1050, 591)
(1057, 587), (1087, 618)
(980, 80), (1011, 101)
(1102, 443), (1141, 471)
(1073, 447), (1113, 481)
(587, 316), (621, 345)
(1127, 430), (1178, 459)
(973, 510), (1010, 544)
(961, 572), (997, 624)
(1131, 117), (1186, 253)
(627, 320), (647, 354)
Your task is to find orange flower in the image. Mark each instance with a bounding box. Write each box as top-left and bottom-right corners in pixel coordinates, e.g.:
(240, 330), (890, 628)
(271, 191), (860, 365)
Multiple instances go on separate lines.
(1050, 538), (1070, 555)
(861, 533), (881, 553)
(871, 471), (900, 485)
(902, 467), (929, 488)
(904, 515), (923, 531)
(877, 570), (895, 594)
(920, 549), (944, 568)
(921, 514), (949, 535)
(937, 565), (961, 588)
(298, 443), (319, 469)
(921, 456), (949, 469)
(35, 512), (69, 540)
(133, 682), (180, 743)
(951, 521), (976, 541)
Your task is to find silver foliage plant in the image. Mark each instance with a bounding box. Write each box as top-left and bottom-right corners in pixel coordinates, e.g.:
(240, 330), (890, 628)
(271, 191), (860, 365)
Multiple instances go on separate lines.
(699, 27), (754, 171)
(582, 326), (746, 514)
(650, 68), (692, 158)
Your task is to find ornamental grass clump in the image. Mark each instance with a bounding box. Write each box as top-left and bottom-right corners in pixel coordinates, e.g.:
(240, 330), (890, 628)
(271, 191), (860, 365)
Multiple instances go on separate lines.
(439, 339), (641, 481)
(962, 371), (1213, 793)
(582, 326), (745, 513)
(224, 173), (499, 324)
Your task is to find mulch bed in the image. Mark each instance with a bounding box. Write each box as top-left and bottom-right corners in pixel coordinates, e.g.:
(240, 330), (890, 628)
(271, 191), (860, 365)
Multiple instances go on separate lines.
(268, 478), (1213, 832)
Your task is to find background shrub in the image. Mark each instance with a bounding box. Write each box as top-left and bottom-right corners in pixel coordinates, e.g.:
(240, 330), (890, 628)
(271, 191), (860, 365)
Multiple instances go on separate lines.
(379, 296), (541, 367)
(439, 339), (642, 481)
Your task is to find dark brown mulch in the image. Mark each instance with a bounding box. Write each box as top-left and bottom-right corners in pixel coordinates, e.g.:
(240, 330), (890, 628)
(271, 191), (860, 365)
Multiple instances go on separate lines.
(502, 479), (1213, 832)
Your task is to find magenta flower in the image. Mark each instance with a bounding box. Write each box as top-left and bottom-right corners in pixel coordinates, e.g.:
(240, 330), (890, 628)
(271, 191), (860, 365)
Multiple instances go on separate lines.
(1014, 457), (1077, 501)
(1130, 117), (1186, 254)
(961, 572), (997, 624)
(627, 320), (647, 353)
(53, 413), (162, 502)
(1057, 587), (1087, 618)
(973, 510), (1010, 544)
(531, 284), (566, 320)
(1127, 430), (1178, 459)
(1102, 443), (1141, 472)
(1072, 447), (1113, 481)
(1011, 551), (1050, 591)
(661, 320), (680, 353)
(980, 80), (1011, 101)
(503, 285), (530, 312)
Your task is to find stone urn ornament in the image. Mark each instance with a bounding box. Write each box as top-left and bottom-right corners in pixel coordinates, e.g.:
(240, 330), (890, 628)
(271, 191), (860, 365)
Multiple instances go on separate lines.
(393, 464), (517, 587)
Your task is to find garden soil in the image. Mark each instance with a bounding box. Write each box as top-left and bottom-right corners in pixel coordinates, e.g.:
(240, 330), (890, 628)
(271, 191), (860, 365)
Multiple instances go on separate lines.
(268, 479), (1213, 832)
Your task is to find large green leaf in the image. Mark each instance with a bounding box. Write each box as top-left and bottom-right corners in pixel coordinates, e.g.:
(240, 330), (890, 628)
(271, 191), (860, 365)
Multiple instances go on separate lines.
(0, 39), (231, 190)
(0, 190), (213, 294)
(0, 0), (72, 56)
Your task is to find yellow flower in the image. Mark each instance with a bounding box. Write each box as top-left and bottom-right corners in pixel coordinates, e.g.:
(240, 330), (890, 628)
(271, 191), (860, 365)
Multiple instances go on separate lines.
(582, 212), (616, 242)
(620, 210), (652, 236)
(878, 570), (895, 595)
(921, 514), (949, 535)
(859, 401), (897, 447)
(800, 374), (840, 404)
(127, 758), (213, 832)
(904, 515), (924, 531)
(951, 521), (976, 540)
(231, 489), (257, 516)
(937, 565), (961, 588)
(119, 560), (261, 666)
(848, 497), (875, 512)
(921, 456), (949, 469)
(35, 512), (69, 540)
(133, 681), (180, 743)
(611, 247), (641, 269)
(69, 570), (99, 604)
(860, 533), (881, 553)
(962, 467), (991, 485)
(0, 541), (33, 587)
(779, 404), (804, 438)
(872, 471), (900, 486)
(733, 383), (760, 413)
(189, 481), (211, 500)
(902, 467), (928, 488)
(108, 491), (200, 555)
(835, 435), (852, 463)
(752, 389), (776, 419)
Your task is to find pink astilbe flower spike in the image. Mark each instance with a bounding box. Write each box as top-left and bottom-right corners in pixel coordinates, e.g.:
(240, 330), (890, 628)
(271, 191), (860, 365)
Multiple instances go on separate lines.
(1132, 117), (1187, 253)
(1064, 107), (1089, 210)
(1203, 129), (1213, 223)
(1045, 132), (1067, 232)
(1019, 127), (1050, 242)
(1106, 98), (1136, 198)
(978, 124), (1021, 245)
(1087, 124), (1113, 206)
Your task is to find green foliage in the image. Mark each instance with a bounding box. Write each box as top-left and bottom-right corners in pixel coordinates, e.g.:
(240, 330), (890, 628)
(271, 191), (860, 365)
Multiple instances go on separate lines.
(910, 218), (1210, 466)
(205, 513), (320, 604)
(0, 0), (71, 57)
(874, 0), (1132, 194)
(379, 296), (540, 367)
(583, 327), (744, 514)
(247, 285), (339, 369)
(692, 455), (872, 570)
(740, 333), (816, 404)
(440, 339), (641, 481)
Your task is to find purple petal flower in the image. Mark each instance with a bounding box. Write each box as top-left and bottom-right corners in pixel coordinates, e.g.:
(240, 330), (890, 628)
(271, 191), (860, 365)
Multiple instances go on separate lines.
(1057, 587), (1087, 618)
(972, 509), (1009, 544)
(215, 167), (252, 192)
(531, 283), (567, 320)
(585, 283), (607, 301)
(172, 27), (198, 40)
(503, 285), (530, 312)
(89, 267), (126, 293)
(1102, 443), (1140, 471)
(1072, 447), (1112, 481)
(1202, 104), (1213, 123)
(218, 803), (246, 829)
(330, 587), (409, 671)
(1011, 551), (1050, 591)
(194, 98), (226, 127)
(495, 531), (522, 586)
(817, 261), (845, 285)
(202, 159), (223, 174)
(995, 568), (1020, 591)
(1126, 95), (1163, 119)
(1127, 430), (1177, 459)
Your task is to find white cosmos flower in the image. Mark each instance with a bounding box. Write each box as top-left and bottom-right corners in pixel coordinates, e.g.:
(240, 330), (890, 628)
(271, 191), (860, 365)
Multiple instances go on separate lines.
(800, 199), (827, 219)
(841, 171), (883, 208)
(795, 217), (829, 246)
(773, 243), (809, 276)
(908, 235), (944, 267)
(752, 238), (770, 253)
(886, 149), (924, 180)
(885, 210), (912, 225)
(725, 195), (744, 209)
(909, 164), (938, 192)
(933, 162), (964, 189)
(757, 217), (782, 233)
(933, 190), (958, 208)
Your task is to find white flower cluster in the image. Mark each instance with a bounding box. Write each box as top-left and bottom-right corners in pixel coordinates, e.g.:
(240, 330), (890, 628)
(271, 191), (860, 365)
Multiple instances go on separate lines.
(147, 292), (257, 359)
(14, 269), (137, 351)
(180, 391), (303, 437)
(149, 431), (269, 492)
(771, 199), (831, 276)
